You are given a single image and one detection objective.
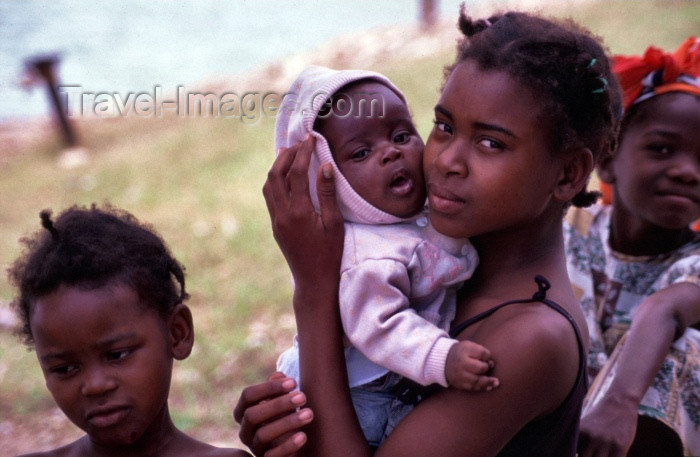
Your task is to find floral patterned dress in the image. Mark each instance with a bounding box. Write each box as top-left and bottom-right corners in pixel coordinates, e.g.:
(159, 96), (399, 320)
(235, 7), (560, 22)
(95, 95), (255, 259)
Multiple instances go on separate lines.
(564, 205), (700, 456)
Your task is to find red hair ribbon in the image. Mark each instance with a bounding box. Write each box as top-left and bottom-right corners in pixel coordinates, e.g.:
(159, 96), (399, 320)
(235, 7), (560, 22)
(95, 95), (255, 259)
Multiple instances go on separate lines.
(602, 38), (700, 231)
(613, 36), (700, 110)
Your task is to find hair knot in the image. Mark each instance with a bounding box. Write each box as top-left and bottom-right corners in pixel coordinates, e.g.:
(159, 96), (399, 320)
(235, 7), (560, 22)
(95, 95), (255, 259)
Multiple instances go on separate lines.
(40, 210), (59, 240)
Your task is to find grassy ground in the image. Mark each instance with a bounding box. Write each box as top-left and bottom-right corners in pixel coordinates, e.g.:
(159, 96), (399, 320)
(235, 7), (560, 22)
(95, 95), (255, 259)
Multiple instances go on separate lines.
(1, 1), (698, 454)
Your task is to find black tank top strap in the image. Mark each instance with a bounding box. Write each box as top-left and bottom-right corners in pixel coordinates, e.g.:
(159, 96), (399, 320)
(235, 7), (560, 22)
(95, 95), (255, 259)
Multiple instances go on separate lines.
(450, 275), (586, 385)
(392, 275), (586, 406)
(451, 275), (548, 337)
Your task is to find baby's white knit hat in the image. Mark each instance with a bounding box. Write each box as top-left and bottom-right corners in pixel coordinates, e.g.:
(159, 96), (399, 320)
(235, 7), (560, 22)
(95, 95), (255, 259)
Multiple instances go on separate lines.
(274, 65), (409, 225)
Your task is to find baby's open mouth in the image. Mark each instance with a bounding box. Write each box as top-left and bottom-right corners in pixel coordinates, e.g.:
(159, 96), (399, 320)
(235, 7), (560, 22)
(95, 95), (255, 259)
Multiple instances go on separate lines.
(390, 170), (414, 195)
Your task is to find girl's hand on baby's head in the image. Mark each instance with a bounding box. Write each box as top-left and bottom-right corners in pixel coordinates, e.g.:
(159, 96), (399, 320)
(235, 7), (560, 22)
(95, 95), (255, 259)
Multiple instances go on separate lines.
(234, 372), (313, 457)
(446, 340), (500, 391)
(263, 136), (344, 294)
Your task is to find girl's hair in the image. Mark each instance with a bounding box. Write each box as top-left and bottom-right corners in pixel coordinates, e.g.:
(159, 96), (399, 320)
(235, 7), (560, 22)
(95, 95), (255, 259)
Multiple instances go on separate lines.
(8, 203), (188, 346)
(450, 8), (622, 207)
(617, 95), (654, 141)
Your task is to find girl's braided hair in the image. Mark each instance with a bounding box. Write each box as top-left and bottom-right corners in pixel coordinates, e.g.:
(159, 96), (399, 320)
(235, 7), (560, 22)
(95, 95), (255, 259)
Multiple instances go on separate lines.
(449, 7), (622, 207)
(8, 203), (188, 346)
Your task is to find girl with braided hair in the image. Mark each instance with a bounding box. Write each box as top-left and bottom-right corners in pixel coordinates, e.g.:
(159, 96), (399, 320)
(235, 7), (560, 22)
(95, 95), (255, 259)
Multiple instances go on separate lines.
(566, 37), (700, 457)
(8, 204), (257, 457)
(234, 8), (620, 457)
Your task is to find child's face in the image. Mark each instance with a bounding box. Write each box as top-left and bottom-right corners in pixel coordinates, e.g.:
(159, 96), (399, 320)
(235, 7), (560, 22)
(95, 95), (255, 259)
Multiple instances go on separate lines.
(423, 60), (564, 239)
(607, 93), (700, 230)
(30, 284), (175, 447)
(316, 81), (426, 218)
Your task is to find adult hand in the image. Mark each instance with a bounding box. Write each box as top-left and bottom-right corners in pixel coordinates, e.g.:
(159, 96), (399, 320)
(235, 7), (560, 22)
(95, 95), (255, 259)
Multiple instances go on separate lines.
(234, 372), (314, 457)
(262, 135), (344, 295)
(577, 394), (638, 457)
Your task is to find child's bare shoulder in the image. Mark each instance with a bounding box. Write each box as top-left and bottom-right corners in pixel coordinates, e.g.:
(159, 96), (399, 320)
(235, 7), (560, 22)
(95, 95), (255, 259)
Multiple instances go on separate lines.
(189, 447), (251, 457)
(515, 301), (578, 343)
(196, 446), (252, 457)
(16, 452), (59, 457)
(16, 437), (251, 457)
(15, 439), (84, 457)
(170, 434), (252, 457)
(473, 299), (581, 371)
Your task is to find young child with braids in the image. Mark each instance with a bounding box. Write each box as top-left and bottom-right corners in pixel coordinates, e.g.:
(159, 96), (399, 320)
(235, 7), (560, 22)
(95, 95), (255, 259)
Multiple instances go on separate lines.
(7, 204), (257, 457)
(566, 37), (700, 457)
(234, 9), (620, 457)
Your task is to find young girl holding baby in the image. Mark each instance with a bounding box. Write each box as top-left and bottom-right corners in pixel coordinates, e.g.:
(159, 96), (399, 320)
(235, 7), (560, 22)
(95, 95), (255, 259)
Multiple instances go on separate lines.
(235, 9), (621, 457)
(274, 65), (497, 447)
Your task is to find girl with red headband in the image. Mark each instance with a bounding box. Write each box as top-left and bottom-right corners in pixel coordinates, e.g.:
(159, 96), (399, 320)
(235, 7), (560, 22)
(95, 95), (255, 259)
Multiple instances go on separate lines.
(565, 37), (700, 457)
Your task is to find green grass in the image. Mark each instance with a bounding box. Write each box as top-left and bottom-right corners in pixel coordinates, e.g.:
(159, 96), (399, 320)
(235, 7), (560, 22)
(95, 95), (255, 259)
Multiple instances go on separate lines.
(1, 0), (698, 452)
(565, 0), (700, 54)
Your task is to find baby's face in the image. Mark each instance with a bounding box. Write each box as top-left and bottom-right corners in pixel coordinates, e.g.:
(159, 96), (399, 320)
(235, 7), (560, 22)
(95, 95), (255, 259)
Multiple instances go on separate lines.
(30, 283), (174, 447)
(316, 81), (426, 218)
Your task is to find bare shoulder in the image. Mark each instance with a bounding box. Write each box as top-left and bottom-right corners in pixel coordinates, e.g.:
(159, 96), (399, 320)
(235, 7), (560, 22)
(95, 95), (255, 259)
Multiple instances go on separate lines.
(16, 452), (57, 457)
(198, 447), (251, 457)
(377, 303), (584, 456)
(206, 447), (252, 457)
(15, 439), (84, 457)
(478, 301), (581, 359)
(474, 302), (582, 407)
(16, 437), (250, 457)
(499, 301), (580, 347)
(453, 299), (583, 412)
(170, 434), (252, 457)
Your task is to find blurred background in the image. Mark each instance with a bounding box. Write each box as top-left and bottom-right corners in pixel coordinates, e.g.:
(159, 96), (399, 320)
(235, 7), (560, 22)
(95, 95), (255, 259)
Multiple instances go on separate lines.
(1, 0), (472, 120)
(0, 0), (698, 454)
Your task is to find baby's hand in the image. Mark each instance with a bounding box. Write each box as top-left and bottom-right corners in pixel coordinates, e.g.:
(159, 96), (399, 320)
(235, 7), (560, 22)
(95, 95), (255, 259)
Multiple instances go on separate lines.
(445, 340), (499, 391)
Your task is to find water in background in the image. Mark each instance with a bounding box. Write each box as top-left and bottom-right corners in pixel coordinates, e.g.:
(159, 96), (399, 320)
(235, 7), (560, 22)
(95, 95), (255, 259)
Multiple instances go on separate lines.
(0, 0), (469, 120)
